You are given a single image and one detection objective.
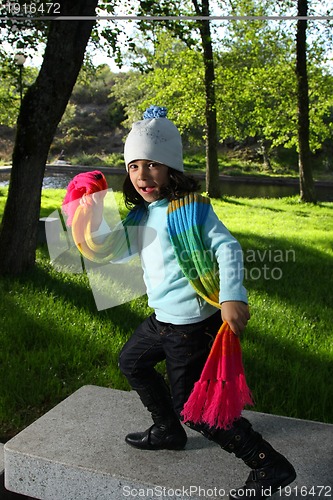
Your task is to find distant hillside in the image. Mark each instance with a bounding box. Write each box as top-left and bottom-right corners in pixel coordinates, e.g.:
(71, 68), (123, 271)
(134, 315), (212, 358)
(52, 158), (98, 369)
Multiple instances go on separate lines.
(0, 102), (127, 165)
(1, 101), (332, 182)
(49, 102), (127, 163)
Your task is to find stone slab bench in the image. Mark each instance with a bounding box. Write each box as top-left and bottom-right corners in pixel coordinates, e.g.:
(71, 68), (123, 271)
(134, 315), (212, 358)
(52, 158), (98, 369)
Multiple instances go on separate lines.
(1, 444), (34, 499)
(4, 386), (333, 499)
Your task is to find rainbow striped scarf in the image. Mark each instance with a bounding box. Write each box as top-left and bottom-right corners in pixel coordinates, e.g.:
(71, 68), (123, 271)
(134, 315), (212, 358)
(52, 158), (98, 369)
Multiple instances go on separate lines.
(72, 193), (220, 310)
(72, 201), (145, 263)
(167, 193), (220, 309)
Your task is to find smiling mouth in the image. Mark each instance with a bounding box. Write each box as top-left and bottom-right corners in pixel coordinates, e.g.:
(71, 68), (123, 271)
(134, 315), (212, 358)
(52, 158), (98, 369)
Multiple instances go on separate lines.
(140, 186), (156, 194)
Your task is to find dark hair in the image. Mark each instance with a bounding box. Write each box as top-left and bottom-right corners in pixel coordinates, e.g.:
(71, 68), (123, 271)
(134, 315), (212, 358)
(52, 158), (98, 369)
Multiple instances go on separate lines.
(123, 169), (201, 209)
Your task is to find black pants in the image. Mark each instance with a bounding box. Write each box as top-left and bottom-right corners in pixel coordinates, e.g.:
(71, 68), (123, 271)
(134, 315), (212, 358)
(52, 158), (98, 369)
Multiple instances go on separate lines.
(119, 311), (222, 418)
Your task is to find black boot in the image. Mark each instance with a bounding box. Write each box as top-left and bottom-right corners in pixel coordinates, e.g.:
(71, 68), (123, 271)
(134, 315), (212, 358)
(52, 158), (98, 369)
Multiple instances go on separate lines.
(187, 418), (296, 499)
(229, 440), (296, 499)
(125, 377), (187, 451)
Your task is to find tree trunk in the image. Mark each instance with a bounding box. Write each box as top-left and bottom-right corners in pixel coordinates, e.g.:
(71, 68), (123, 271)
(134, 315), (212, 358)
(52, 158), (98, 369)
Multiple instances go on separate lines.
(296, 0), (316, 202)
(192, 0), (220, 198)
(0, 0), (98, 275)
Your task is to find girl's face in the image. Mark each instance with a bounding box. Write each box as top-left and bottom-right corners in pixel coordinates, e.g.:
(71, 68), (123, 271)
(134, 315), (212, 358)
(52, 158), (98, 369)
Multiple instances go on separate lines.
(128, 160), (169, 203)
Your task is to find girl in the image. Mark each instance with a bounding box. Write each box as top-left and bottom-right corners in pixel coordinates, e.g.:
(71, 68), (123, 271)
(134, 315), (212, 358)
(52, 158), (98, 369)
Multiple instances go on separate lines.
(72, 106), (296, 499)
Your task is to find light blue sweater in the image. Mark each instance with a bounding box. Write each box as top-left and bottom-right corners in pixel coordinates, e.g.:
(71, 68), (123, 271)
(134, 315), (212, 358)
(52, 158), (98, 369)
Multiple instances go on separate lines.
(94, 198), (247, 325)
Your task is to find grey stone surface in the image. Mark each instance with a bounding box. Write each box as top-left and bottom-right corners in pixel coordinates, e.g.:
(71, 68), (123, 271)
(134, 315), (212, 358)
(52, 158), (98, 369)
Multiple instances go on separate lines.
(4, 385), (333, 500)
(2, 444), (34, 499)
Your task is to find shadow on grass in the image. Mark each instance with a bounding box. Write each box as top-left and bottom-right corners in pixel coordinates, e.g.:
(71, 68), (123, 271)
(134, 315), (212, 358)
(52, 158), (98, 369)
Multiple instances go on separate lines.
(221, 196), (333, 212)
(0, 262), (149, 441)
(236, 232), (332, 311)
(25, 254), (149, 329)
(221, 196), (285, 212)
(234, 232), (333, 424)
(241, 323), (333, 425)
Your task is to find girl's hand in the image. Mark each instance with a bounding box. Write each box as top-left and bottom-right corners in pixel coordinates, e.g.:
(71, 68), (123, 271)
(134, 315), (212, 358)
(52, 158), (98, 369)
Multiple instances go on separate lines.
(79, 191), (105, 232)
(221, 301), (250, 336)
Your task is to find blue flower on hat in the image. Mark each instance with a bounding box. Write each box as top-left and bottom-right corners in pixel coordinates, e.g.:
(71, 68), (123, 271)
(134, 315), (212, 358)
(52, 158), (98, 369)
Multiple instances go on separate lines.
(143, 105), (168, 120)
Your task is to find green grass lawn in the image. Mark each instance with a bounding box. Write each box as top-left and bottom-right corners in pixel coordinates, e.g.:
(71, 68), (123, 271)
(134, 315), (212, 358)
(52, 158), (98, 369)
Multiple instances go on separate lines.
(0, 187), (332, 441)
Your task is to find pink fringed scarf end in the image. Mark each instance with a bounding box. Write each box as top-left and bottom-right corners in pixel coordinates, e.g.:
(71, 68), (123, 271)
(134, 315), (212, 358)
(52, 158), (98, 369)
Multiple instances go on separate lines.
(181, 322), (254, 430)
(62, 170), (108, 226)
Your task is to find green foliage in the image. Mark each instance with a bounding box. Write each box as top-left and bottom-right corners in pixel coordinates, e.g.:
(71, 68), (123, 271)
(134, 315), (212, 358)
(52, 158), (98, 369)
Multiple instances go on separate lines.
(70, 152), (107, 166)
(0, 63), (19, 127)
(73, 64), (112, 105)
(0, 0), (48, 53)
(137, 0), (197, 48)
(49, 64), (126, 161)
(57, 103), (77, 134)
(307, 66), (333, 151)
(139, 33), (206, 136)
(111, 70), (150, 127)
(110, 2), (333, 159)
(0, 56), (38, 126)
(111, 31), (206, 140)
(0, 0), (332, 169)
(70, 64), (125, 125)
(219, 4), (333, 151)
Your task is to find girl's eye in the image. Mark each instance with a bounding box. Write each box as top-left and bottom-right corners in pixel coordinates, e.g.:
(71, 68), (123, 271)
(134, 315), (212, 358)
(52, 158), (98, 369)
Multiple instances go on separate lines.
(148, 163), (157, 168)
(129, 164), (138, 170)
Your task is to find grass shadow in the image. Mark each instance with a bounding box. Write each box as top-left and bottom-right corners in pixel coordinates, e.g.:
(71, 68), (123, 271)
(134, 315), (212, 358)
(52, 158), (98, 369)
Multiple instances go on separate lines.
(220, 196), (286, 212)
(0, 263), (150, 440)
(241, 322), (333, 424)
(231, 231), (333, 424)
(235, 232), (332, 312)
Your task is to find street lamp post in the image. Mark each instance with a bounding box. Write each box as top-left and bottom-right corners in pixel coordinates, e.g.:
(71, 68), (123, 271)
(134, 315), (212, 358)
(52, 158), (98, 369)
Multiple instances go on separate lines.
(14, 52), (26, 105)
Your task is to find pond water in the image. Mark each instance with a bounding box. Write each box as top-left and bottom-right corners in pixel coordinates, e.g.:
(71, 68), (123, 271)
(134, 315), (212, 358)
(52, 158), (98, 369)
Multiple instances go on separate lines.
(0, 169), (332, 201)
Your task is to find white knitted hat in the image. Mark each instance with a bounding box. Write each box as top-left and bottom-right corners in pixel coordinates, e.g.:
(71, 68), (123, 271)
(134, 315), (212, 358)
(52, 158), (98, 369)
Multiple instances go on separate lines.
(124, 106), (184, 172)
